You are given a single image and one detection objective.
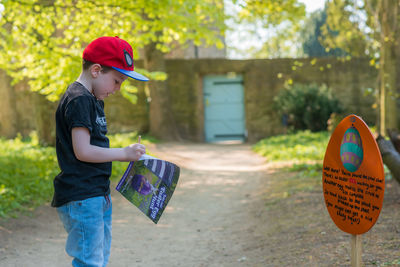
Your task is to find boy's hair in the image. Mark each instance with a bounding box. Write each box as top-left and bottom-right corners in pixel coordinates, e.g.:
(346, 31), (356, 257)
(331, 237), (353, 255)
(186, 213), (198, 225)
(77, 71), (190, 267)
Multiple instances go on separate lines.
(82, 59), (113, 73)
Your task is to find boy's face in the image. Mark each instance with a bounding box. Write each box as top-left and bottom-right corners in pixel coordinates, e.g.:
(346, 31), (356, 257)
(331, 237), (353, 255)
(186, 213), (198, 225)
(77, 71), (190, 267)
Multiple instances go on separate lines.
(92, 67), (128, 100)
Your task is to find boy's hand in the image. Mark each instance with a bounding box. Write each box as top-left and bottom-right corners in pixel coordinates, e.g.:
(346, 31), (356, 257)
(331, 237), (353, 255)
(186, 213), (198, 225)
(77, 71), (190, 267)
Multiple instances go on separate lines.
(123, 143), (146, 162)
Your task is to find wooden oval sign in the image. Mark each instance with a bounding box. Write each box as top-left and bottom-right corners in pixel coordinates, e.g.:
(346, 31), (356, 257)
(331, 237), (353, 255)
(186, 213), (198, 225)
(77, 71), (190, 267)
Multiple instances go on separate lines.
(322, 115), (385, 234)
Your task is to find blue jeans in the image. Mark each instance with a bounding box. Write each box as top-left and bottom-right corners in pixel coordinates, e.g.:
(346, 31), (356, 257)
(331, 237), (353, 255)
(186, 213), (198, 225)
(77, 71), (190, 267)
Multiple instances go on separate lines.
(57, 195), (112, 267)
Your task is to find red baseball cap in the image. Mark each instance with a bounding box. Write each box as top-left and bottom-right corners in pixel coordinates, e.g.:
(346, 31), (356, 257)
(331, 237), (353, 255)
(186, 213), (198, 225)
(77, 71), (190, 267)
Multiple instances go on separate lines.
(83, 36), (149, 81)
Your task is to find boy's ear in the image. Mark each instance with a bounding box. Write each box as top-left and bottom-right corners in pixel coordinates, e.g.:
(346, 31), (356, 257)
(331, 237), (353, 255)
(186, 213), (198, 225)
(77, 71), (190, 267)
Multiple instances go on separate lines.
(90, 64), (102, 78)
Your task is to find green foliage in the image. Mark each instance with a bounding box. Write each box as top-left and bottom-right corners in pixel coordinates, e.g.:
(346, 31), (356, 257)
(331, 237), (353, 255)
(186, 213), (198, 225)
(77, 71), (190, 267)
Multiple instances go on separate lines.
(301, 8), (346, 57)
(0, 131), (154, 218)
(236, 0), (306, 26)
(0, 132), (58, 218)
(0, 0), (226, 101)
(253, 130), (330, 176)
(247, 23), (304, 58)
(320, 0), (387, 59)
(320, 0), (399, 133)
(228, 0), (306, 58)
(274, 83), (343, 132)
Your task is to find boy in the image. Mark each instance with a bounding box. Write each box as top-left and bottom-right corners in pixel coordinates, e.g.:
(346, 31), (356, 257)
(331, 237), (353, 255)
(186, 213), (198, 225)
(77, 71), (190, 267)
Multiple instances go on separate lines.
(52, 36), (148, 267)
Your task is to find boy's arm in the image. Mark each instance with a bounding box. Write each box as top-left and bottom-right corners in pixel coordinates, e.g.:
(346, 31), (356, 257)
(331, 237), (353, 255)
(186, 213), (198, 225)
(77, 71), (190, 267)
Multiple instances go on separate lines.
(72, 127), (145, 163)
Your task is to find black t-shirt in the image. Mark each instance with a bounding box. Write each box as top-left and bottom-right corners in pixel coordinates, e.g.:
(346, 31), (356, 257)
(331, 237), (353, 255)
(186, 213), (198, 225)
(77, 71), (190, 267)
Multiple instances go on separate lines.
(51, 81), (111, 207)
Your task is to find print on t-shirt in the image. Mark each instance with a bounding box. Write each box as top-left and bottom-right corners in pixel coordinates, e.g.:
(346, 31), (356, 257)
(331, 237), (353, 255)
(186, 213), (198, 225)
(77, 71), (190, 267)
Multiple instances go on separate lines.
(96, 116), (107, 127)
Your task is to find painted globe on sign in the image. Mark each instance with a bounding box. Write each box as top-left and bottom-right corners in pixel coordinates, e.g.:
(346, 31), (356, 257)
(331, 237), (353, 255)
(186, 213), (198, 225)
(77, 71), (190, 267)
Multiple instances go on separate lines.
(340, 126), (363, 172)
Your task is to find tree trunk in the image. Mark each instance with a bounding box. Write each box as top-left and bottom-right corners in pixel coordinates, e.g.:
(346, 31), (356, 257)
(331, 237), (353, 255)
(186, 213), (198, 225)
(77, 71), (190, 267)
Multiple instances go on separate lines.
(143, 41), (181, 141)
(376, 135), (400, 184)
(33, 92), (56, 146)
(0, 70), (18, 138)
(378, 0), (398, 135)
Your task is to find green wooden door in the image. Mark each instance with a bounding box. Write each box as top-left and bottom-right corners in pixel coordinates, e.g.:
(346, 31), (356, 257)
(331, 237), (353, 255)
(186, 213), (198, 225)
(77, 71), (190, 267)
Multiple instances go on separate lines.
(203, 75), (246, 142)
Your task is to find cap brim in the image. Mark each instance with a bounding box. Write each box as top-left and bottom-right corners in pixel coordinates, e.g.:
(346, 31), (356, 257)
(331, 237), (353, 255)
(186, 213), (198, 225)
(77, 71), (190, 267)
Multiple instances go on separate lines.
(112, 67), (149, 81)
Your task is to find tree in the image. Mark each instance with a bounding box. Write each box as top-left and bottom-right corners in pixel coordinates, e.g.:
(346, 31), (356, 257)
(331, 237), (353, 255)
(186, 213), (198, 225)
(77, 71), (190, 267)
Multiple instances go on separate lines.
(301, 8), (346, 57)
(321, 0), (400, 184)
(377, 131), (400, 184)
(137, 1), (226, 140)
(321, 0), (400, 135)
(0, 0), (226, 141)
(228, 0), (307, 58)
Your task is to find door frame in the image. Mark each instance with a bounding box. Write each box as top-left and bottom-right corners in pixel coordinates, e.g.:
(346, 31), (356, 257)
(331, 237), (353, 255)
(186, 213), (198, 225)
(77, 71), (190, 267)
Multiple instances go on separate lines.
(202, 74), (247, 143)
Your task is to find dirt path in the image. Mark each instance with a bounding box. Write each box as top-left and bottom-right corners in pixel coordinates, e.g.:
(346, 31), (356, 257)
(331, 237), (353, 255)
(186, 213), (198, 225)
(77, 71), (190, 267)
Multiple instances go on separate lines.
(0, 143), (269, 267)
(1, 143), (399, 267)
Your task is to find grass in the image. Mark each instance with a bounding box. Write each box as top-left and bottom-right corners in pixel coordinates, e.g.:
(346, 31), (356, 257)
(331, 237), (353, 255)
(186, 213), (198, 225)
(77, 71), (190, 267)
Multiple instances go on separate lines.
(253, 129), (392, 194)
(0, 132), (155, 219)
(0, 132), (57, 218)
(252, 131), (331, 199)
(253, 130), (330, 177)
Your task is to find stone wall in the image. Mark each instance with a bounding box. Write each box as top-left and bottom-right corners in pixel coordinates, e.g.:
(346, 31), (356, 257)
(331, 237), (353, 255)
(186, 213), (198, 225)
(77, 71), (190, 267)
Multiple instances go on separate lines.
(166, 58), (377, 142)
(0, 57), (377, 143)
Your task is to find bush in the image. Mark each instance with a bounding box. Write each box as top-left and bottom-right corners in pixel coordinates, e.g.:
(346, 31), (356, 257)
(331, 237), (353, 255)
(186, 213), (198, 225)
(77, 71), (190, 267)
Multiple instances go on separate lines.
(274, 83), (343, 132)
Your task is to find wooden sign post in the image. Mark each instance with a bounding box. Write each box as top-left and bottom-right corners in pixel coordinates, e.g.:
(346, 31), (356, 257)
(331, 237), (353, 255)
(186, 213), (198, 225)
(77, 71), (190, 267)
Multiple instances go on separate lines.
(322, 115), (385, 266)
(351, 234), (362, 267)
